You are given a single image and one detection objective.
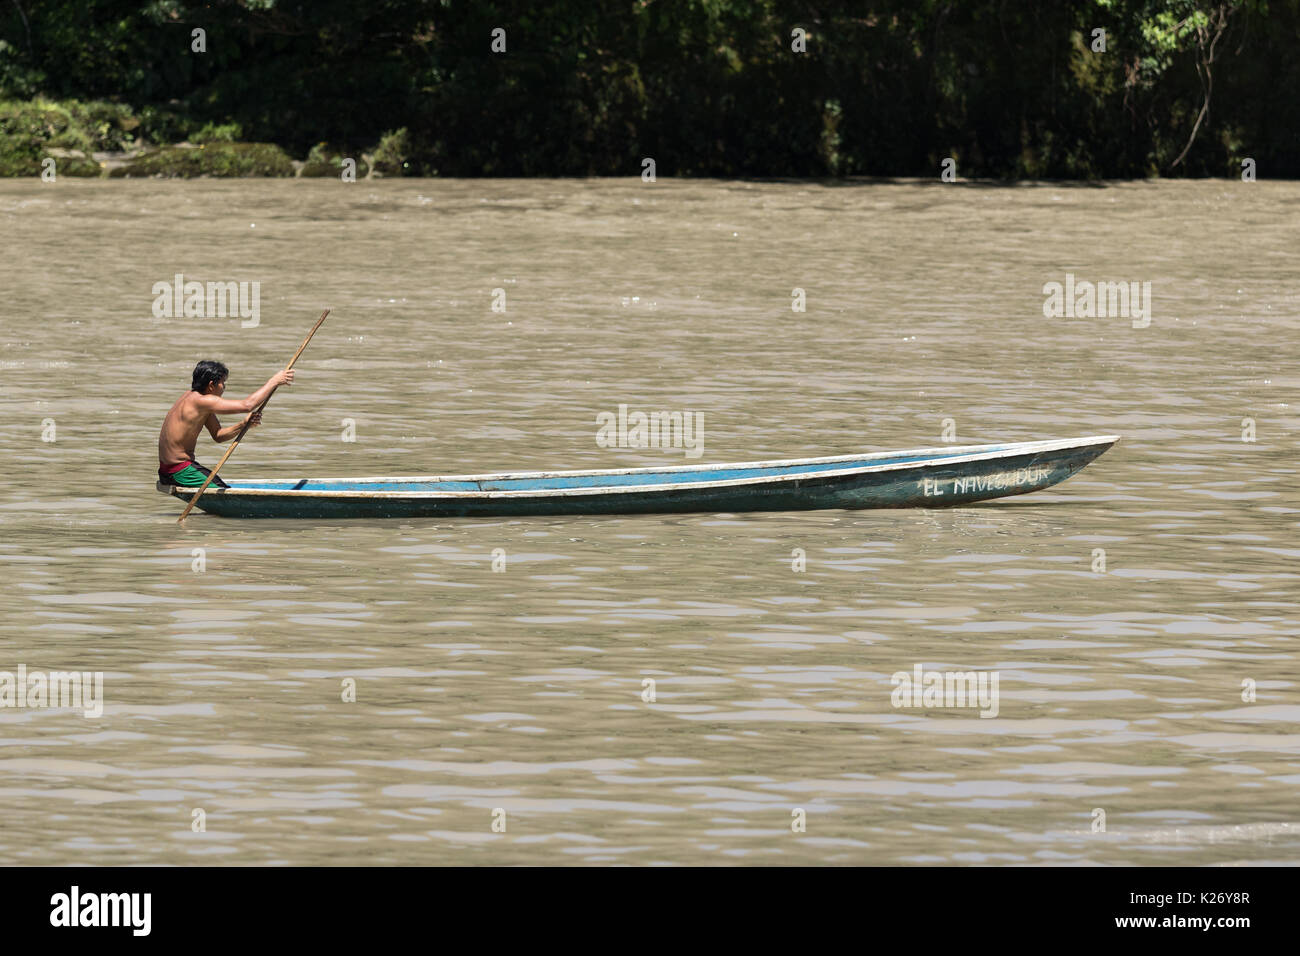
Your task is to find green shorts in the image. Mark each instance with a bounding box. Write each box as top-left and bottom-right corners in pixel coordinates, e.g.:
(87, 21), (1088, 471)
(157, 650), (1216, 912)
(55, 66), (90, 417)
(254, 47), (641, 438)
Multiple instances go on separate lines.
(158, 461), (229, 489)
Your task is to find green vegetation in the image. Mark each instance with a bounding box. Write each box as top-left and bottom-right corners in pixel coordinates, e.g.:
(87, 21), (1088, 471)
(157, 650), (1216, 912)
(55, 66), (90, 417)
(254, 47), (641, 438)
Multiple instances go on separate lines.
(370, 129), (411, 177)
(1, 1), (1295, 178)
(0, 97), (136, 174)
(108, 142), (294, 178)
(300, 142), (369, 178)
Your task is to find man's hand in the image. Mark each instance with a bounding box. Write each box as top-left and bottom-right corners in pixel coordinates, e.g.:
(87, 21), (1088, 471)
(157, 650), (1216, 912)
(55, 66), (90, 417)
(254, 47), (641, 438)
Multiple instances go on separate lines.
(272, 369), (295, 388)
(243, 411), (264, 430)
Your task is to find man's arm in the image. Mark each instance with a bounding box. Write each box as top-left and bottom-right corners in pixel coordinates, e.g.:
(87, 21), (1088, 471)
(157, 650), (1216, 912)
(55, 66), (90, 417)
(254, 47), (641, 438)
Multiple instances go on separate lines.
(195, 369), (294, 415)
(208, 411), (263, 443)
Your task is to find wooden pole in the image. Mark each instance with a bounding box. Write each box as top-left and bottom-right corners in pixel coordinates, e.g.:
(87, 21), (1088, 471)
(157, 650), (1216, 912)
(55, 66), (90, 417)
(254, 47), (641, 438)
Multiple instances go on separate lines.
(177, 309), (330, 522)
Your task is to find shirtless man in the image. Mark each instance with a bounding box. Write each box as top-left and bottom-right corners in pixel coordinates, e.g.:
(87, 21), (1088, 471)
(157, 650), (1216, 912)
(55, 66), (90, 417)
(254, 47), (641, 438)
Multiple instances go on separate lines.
(158, 360), (294, 487)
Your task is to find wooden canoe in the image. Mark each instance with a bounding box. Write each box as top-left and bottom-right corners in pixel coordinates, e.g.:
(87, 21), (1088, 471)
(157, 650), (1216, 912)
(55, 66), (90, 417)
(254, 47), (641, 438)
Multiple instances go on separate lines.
(156, 435), (1119, 519)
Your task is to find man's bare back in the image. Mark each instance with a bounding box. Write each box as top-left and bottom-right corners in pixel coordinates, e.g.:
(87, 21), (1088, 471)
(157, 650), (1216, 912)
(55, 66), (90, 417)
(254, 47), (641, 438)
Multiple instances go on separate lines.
(158, 361), (293, 480)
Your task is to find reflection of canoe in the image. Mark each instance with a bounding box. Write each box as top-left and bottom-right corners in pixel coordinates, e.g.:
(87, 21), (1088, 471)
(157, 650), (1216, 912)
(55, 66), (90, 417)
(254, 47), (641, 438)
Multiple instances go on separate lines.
(156, 435), (1119, 519)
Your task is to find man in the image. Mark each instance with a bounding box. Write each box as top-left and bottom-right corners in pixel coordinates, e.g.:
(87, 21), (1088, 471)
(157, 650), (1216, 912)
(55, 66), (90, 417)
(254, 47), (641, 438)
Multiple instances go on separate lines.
(158, 360), (294, 487)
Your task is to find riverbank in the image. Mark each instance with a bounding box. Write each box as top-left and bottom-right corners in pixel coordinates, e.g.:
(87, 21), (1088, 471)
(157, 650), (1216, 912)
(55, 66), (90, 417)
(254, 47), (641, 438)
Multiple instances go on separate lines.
(0, 98), (409, 178)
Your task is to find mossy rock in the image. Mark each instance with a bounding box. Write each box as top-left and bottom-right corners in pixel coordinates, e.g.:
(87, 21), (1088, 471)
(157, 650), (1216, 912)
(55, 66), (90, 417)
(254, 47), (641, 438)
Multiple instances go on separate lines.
(110, 142), (295, 178)
(300, 155), (370, 178)
(48, 152), (103, 176)
(59, 158), (104, 176)
(300, 142), (369, 178)
(0, 141), (102, 177)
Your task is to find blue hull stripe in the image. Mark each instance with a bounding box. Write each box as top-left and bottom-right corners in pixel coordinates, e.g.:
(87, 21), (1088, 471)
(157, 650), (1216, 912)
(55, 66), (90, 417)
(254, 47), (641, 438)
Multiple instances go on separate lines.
(226, 448), (1003, 493)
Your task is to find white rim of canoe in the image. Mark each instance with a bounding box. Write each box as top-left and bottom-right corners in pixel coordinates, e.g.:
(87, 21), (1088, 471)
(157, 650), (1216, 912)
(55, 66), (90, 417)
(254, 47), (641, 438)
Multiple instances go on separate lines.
(163, 435), (1120, 502)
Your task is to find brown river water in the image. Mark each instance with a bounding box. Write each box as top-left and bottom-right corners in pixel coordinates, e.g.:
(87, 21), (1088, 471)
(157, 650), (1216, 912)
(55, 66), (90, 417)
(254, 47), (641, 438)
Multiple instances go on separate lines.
(0, 177), (1296, 865)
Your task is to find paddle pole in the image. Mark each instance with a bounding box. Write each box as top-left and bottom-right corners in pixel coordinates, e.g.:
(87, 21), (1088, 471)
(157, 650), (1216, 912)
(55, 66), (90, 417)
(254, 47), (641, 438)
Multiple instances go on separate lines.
(177, 309), (330, 523)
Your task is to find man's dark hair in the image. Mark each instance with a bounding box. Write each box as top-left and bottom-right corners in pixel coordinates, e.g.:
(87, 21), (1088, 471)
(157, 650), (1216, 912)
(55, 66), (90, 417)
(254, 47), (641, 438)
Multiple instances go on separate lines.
(192, 360), (229, 393)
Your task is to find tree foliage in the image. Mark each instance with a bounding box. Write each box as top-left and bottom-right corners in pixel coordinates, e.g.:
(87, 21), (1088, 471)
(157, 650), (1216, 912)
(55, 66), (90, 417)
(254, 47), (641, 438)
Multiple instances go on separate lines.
(1, 0), (1295, 177)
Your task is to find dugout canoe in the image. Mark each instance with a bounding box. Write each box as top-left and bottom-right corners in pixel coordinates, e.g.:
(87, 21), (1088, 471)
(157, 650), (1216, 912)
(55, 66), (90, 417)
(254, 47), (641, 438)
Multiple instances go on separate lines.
(156, 435), (1119, 519)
